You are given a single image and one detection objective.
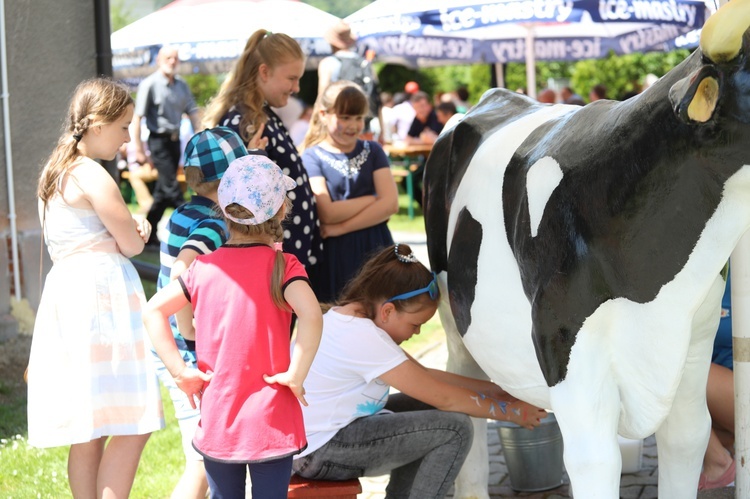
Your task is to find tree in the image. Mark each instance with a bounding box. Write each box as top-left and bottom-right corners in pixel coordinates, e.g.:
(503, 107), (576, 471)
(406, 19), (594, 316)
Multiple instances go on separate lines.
(569, 50), (691, 101)
(183, 74), (222, 108)
(110, 0), (135, 31)
(305, 0), (371, 18)
(491, 50), (692, 102)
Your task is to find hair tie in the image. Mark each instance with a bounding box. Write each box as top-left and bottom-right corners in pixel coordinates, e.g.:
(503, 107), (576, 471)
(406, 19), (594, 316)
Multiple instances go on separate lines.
(73, 133), (82, 142)
(394, 243), (419, 263)
(273, 242), (283, 252)
(265, 30), (273, 37)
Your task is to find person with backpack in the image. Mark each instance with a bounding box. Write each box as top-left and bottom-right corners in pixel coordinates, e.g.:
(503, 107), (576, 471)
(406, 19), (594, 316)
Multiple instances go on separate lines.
(318, 21), (383, 141)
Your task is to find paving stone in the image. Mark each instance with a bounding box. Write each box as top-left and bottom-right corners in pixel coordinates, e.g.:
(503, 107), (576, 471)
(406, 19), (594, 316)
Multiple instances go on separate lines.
(619, 485), (644, 498)
(621, 473), (657, 487)
(640, 484), (659, 498)
(697, 487), (737, 499)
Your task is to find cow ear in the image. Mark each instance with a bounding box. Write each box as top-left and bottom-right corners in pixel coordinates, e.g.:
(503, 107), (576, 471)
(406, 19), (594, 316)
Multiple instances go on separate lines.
(669, 67), (720, 123)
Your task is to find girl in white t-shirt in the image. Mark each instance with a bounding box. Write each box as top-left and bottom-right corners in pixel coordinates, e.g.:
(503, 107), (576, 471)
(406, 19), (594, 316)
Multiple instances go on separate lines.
(292, 243), (546, 498)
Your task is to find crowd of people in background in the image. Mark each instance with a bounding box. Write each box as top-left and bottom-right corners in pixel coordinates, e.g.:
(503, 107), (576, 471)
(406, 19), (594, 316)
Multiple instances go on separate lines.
(25, 15), (737, 498)
(531, 76), (660, 106)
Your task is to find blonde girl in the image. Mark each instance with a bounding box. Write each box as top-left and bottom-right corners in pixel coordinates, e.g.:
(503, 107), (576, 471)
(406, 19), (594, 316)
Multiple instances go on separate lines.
(144, 154), (322, 498)
(293, 244), (546, 498)
(28, 77), (163, 498)
(300, 80), (399, 302)
(203, 29), (322, 273)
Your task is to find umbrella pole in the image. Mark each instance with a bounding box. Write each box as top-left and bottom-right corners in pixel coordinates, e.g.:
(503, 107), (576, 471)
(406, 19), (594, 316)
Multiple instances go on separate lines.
(525, 25), (536, 99)
(731, 232), (750, 496)
(716, 0), (750, 493)
(493, 63), (505, 89)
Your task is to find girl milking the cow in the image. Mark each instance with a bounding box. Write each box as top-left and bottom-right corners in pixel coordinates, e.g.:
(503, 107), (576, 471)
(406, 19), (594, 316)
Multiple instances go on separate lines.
(292, 243), (546, 498)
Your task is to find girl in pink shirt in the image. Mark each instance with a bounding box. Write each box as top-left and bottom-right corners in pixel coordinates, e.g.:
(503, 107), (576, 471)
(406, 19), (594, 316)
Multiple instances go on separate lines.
(144, 155), (322, 498)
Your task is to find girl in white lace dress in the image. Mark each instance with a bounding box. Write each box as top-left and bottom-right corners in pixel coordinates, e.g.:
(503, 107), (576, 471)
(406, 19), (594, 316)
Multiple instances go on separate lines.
(27, 78), (164, 498)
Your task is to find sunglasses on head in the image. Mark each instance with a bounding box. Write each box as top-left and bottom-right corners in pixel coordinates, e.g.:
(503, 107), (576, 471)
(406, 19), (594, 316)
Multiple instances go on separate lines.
(385, 272), (439, 303)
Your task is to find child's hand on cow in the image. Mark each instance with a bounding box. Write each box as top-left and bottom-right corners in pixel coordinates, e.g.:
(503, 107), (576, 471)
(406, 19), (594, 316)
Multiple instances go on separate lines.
(504, 400), (547, 429)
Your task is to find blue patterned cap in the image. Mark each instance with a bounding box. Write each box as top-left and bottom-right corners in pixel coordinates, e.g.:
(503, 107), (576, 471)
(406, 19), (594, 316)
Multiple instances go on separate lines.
(218, 155), (297, 225)
(183, 127), (248, 182)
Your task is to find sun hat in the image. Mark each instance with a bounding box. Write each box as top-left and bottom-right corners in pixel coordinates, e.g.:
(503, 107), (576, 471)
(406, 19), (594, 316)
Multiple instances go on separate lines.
(324, 20), (357, 50)
(183, 126), (248, 182)
(218, 155), (297, 225)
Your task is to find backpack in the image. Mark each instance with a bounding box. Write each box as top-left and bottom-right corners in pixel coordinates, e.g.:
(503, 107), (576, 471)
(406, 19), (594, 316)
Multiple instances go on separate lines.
(335, 54), (382, 121)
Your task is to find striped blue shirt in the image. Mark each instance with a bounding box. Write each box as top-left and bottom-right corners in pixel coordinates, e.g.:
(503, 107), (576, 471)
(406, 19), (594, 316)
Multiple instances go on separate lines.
(157, 195), (228, 361)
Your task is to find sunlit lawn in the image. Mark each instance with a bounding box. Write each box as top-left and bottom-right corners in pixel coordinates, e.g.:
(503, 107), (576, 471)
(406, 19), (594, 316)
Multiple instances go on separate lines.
(0, 188), (440, 496)
(388, 193), (425, 234)
(0, 383), (182, 499)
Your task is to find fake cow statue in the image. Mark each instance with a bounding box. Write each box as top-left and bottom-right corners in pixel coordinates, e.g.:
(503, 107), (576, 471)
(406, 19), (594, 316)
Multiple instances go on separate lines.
(423, 1), (750, 497)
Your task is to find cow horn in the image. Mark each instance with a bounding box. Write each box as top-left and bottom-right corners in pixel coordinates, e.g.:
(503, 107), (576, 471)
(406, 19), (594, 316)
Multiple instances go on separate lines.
(701, 0), (750, 63)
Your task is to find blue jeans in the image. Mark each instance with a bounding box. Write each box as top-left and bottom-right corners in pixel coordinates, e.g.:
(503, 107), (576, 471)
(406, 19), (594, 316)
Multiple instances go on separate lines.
(204, 455), (293, 499)
(292, 394), (473, 499)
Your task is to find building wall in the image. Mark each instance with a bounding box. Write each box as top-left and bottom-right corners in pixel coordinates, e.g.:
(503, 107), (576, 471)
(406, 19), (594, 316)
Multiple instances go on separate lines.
(0, 0), (98, 335)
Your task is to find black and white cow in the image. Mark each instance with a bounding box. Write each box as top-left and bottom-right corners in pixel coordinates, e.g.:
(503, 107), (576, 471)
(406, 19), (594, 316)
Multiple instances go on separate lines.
(423, 1), (750, 497)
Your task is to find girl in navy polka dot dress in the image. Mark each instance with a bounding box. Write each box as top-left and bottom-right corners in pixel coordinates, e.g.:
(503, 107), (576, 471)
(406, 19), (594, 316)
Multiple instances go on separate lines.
(203, 30), (322, 271)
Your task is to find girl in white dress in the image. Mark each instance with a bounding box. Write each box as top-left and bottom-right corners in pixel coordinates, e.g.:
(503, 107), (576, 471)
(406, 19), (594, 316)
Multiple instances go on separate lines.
(27, 78), (164, 498)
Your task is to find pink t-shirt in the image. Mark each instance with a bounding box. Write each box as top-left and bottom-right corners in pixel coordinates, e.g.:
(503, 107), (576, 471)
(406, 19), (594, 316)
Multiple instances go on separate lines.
(180, 243), (309, 462)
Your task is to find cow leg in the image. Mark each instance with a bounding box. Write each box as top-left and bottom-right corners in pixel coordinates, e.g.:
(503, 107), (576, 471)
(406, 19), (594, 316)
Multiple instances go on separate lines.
(654, 368), (711, 498)
(439, 297), (491, 499)
(548, 335), (622, 498)
(655, 276), (722, 498)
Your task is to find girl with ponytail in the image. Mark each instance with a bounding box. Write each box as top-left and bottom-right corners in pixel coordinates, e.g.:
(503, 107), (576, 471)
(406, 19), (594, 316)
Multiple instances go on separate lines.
(203, 29), (322, 275)
(293, 244), (547, 498)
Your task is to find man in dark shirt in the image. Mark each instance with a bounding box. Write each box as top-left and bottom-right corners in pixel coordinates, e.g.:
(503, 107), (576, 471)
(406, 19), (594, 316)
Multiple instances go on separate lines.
(133, 46), (201, 247)
(406, 91), (443, 145)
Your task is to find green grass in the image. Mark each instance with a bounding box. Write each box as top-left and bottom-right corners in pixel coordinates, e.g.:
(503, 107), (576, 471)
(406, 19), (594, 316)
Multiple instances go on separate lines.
(387, 193), (426, 234)
(400, 314), (445, 355)
(0, 384), (181, 499)
(0, 382), (26, 438)
(131, 247), (160, 299)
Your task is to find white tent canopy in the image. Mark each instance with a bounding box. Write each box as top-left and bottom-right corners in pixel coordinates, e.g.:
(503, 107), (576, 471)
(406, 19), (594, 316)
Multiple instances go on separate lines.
(345, 0), (711, 68)
(111, 0), (341, 78)
(346, 0), (712, 96)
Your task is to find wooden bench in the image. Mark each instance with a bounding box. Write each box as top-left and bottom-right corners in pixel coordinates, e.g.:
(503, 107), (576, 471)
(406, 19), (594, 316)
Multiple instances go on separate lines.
(287, 474), (362, 498)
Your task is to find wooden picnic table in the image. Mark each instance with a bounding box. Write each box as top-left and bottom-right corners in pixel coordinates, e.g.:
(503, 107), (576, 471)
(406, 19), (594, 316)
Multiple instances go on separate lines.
(383, 142), (433, 219)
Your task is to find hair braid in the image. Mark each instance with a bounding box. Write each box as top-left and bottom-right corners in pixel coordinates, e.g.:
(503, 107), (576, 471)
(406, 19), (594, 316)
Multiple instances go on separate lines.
(71, 116), (91, 141)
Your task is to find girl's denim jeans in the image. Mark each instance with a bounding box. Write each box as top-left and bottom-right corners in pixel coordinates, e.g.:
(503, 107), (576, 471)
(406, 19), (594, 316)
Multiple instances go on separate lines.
(293, 394), (473, 499)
